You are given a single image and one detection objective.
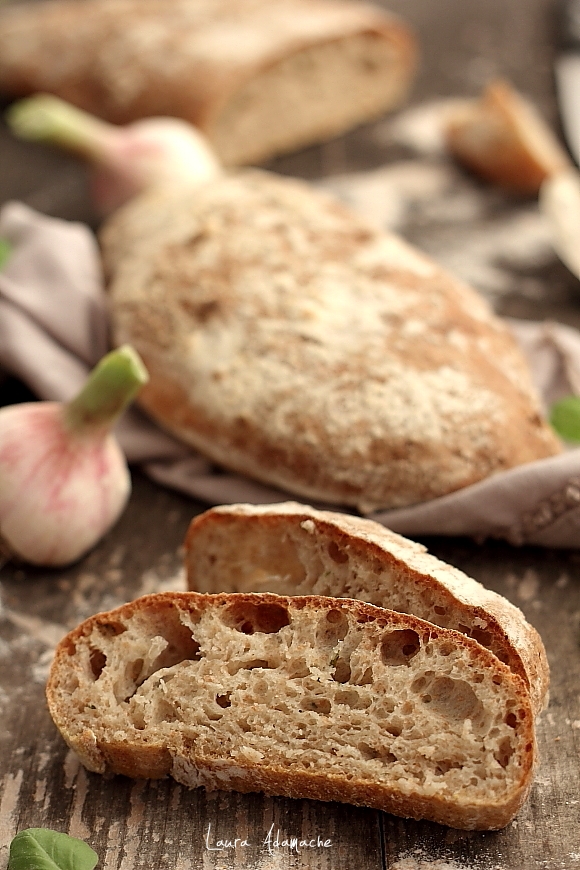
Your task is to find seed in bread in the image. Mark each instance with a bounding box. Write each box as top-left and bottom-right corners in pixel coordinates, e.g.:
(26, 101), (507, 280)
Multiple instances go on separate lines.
(0, 0), (417, 166)
(46, 592), (536, 830)
(103, 169), (562, 513)
(184, 502), (549, 715)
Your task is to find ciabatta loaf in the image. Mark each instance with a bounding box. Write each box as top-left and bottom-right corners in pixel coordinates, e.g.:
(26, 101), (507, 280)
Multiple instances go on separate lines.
(46, 592), (536, 830)
(0, 0), (416, 166)
(185, 503), (549, 715)
(103, 169), (561, 512)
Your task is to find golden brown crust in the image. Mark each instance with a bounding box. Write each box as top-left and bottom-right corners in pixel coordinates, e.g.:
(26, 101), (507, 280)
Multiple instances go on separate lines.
(103, 170), (561, 513)
(445, 79), (571, 194)
(0, 0), (417, 165)
(184, 502), (549, 714)
(46, 591), (536, 830)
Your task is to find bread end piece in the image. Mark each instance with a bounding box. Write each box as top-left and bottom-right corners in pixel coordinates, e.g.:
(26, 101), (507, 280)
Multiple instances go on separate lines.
(445, 79), (571, 194)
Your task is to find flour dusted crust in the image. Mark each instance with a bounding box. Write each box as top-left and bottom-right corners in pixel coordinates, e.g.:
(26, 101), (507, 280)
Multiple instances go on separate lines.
(103, 170), (561, 512)
(185, 503), (549, 714)
(0, 0), (416, 165)
(46, 591), (536, 830)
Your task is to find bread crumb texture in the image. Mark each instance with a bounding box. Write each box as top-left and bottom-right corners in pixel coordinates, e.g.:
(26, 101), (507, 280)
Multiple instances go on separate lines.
(184, 503), (549, 715)
(104, 171), (560, 513)
(47, 592), (536, 830)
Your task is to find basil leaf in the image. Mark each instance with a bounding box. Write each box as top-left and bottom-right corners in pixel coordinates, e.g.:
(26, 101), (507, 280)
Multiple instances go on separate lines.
(550, 395), (580, 444)
(8, 829), (98, 870)
(0, 238), (11, 270)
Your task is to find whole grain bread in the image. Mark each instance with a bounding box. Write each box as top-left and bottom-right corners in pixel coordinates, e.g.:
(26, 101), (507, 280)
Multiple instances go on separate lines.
(103, 169), (561, 513)
(0, 0), (416, 166)
(46, 591), (536, 830)
(185, 502), (549, 715)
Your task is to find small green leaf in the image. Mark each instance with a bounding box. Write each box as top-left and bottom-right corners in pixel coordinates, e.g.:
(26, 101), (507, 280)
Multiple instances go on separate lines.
(0, 238), (11, 270)
(550, 395), (580, 443)
(8, 829), (98, 870)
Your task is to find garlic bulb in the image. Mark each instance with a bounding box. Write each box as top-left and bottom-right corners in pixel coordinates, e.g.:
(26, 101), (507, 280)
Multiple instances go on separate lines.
(7, 94), (223, 213)
(0, 345), (148, 567)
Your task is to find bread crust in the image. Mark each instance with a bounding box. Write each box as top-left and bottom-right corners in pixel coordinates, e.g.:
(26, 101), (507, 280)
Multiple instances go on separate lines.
(0, 0), (417, 165)
(445, 80), (571, 194)
(103, 170), (561, 513)
(46, 591), (536, 830)
(184, 502), (549, 714)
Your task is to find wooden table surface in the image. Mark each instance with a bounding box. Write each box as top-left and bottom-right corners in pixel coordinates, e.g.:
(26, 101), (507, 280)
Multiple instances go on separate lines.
(2, 1), (580, 868)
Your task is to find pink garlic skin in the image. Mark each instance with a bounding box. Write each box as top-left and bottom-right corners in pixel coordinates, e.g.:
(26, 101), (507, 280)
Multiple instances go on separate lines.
(90, 117), (222, 214)
(0, 402), (130, 567)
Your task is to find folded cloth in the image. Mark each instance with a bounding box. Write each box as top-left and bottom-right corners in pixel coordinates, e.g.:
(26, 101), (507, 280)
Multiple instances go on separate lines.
(1, 201), (579, 547)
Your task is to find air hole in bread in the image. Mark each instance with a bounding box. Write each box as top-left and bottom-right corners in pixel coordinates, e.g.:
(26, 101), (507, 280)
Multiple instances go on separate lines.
(358, 742), (380, 760)
(222, 601), (291, 634)
(433, 605), (447, 617)
(385, 723), (402, 737)
(243, 658), (271, 670)
(473, 673), (485, 683)
(381, 630), (421, 666)
(318, 609), (349, 645)
(335, 689), (370, 709)
(492, 675), (503, 685)
(352, 666), (374, 686)
(152, 635), (201, 672)
(216, 693), (232, 708)
(228, 658), (273, 675)
(438, 642), (454, 657)
(505, 712), (518, 728)
(435, 759), (463, 776)
(375, 699), (396, 717)
(494, 737), (514, 768)
(471, 629), (493, 648)
(128, 658), (144, 683)
(287, 658), (310, 679)
(97, 620), (127, 637)
(327, 541), (349, 564)
(89, 647), (107, 680)
(332, 658), (352, 683)
(301, 697), (331, 715)
(410, 675), (427, 692)
(422, 677), (483, 722)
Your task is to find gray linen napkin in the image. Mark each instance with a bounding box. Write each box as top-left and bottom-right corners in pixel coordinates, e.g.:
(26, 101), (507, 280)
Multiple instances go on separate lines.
(1, 201), (579, 547)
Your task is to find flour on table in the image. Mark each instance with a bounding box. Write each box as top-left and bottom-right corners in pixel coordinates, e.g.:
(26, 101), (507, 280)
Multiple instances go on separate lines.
(321, 99), (559, 305)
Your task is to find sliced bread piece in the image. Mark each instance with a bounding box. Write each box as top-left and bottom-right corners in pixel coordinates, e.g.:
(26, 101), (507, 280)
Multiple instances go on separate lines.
(46, 591), (536, 830)
(185, 503), (548, 715)
(0, 0), (417, 166)
(444, 79), (571, 195)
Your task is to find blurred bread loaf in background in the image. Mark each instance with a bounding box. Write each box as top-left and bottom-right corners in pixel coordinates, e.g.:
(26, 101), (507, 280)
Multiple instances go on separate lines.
(0, 0), (417, 165)
(445, 80), (571, 195)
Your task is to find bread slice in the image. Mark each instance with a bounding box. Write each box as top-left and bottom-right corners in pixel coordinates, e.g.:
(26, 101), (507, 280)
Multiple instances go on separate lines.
(185, 503), (549, 716)
(445, 79), (571, 195)
(46, 591), (536, 830)
(103, 169), (561, 514)
(0, 0), (417, 166)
